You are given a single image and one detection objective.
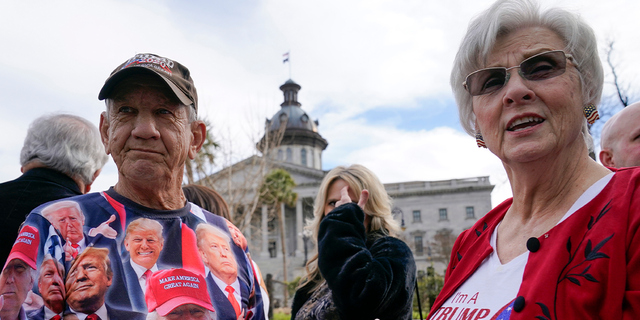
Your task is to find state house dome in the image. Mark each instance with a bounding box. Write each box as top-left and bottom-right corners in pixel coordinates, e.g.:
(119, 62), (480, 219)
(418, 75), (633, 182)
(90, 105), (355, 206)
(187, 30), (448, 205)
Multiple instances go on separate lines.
(258, 79), (327, 169)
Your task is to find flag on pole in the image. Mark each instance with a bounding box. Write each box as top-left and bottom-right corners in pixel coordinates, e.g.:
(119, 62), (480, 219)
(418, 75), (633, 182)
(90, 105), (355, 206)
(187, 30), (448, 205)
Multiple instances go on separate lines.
(283, 52), (289, 63)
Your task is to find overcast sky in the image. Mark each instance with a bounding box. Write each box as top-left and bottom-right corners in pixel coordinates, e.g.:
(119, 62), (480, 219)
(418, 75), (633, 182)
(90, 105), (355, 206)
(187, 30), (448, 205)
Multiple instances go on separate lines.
(1, 0), (638, 207)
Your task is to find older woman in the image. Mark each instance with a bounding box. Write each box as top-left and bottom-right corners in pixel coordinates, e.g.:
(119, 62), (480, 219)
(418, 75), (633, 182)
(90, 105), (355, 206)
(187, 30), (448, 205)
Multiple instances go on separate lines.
(291, 164), (416, 320)
(429, 0), (640, 319)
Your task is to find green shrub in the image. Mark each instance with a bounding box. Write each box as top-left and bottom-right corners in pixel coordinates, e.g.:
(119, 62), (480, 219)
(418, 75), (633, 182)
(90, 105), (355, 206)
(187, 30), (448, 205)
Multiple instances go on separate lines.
(272, 312), (290, 320)
(288, 276), (301, 298)
(414, 265), (444, 316)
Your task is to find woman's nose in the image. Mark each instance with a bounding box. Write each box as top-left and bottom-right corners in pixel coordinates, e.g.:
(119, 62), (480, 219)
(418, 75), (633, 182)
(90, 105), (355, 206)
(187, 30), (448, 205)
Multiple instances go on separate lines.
(502, 70), (536, 106)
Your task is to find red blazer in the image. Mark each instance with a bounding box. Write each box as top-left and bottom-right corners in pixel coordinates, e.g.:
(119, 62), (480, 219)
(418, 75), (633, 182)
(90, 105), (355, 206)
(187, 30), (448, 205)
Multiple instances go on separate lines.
(429, 167), (640, 320)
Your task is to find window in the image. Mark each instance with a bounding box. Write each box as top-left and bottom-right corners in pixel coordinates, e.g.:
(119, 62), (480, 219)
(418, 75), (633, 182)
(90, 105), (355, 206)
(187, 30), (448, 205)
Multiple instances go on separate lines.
(439, 208), (448, 221)
(466, 206), (475, 219)
(301, 148), (307, 166)
(268, 241), (277, 258)
(415, 236), (423, 254)
(412, 210), (421, 222)
(286, 148), (292, 162)
(277, 149), (283, 161)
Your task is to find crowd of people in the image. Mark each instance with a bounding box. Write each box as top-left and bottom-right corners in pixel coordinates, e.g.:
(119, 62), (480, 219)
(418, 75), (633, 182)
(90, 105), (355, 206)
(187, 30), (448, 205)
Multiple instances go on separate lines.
(1, 0), (639, 319)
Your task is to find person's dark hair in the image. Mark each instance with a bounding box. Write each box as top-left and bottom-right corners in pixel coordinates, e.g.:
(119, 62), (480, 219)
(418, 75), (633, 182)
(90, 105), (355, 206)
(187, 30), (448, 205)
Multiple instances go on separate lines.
(182, 184), (231, 221)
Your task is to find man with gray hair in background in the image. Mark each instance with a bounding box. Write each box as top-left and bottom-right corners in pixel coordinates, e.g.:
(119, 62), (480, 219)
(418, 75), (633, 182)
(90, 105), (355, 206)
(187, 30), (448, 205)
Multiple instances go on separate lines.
(0, 114), (108, 267)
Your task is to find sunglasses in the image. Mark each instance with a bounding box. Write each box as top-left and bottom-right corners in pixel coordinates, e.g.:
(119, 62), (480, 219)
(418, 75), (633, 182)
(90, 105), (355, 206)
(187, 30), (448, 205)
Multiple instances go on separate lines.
(463, 50), (574, 96)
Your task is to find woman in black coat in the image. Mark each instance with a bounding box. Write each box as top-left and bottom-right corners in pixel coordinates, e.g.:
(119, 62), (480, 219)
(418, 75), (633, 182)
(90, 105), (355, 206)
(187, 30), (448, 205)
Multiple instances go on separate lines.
(291, 164), (416, 320)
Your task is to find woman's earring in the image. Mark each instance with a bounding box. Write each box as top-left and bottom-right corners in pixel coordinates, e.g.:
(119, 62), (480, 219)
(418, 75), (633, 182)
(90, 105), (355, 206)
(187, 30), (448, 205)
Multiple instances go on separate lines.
(476, 132), (486, 148)
(584, 104), (600, 125)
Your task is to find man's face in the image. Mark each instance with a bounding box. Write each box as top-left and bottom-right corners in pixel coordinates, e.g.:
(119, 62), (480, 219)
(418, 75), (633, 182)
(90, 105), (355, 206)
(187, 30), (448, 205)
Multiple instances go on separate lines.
(100, 78), (202, 185)
(160, 304), (212, 320)
(38, 259), (65, 313)
(124, 229), (164, 269)
(0, 259), (34, 314)
(199, 233), (237, 280)
(65, 254), (112, 313)
(49, 206), (84, 244)
(611, 108), (640, 168)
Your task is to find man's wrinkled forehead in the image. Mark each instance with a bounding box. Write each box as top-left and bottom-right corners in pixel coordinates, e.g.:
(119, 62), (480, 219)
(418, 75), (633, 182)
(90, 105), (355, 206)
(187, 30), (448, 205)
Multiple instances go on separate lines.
(71, 254), (107, 277)
(41, 258), (62, 275)
(3, 258), (29, 273)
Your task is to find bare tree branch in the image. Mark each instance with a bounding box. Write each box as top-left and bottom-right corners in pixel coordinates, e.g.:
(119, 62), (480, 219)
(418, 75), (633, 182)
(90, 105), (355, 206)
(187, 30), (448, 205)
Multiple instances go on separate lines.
(605, 40), (629, 107)
(588, 38), (637, 145)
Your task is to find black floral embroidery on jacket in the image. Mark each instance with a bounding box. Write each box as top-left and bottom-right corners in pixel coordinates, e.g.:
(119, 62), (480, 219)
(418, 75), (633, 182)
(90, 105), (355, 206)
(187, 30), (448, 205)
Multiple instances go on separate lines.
(535, 200), (614, 320)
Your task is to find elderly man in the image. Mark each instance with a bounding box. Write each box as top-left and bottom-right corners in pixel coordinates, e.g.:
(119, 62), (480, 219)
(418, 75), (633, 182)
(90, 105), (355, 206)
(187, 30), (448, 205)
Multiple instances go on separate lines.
(145, 268), (216, 320)
(600, 102), (640, 168)
(65, 247), (144, 320)
(7, 53), (264, 320)
(1, 226), (39, 320)
(0, 114), (108, 266)
(27, 255), (66, 320)
(123, 218), (164, 311)
(196, 224), (248, 319)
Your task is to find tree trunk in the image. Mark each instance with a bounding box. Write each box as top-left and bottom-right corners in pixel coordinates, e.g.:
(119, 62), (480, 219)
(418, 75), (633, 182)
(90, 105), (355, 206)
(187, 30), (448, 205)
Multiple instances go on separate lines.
(278, 201), (288, 306)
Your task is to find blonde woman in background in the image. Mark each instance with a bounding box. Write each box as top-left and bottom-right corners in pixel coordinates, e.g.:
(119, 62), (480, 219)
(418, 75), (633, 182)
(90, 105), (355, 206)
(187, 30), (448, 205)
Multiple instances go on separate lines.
(291, 164), (416, 320)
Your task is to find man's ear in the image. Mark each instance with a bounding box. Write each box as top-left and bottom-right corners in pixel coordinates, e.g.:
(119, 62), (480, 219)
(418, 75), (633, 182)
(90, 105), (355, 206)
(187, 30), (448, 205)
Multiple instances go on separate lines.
(83, 169), (102, 194)
(198, 249), (207, 265)
(188, 120), (207, 160)
(99, 112), (111, 155)
(599, 149), (615, 168)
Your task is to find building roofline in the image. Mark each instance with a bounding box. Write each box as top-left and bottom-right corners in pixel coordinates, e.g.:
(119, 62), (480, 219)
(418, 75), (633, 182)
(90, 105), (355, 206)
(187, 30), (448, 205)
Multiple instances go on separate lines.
(205, 157), (494, 197)
(206, 155), (328, 181)
(387, 185), (495, 198)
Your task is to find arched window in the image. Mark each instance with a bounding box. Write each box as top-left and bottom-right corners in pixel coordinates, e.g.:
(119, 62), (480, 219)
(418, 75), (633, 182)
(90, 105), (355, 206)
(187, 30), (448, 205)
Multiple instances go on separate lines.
(286, 148), (292, 162)
(277, 149), (283, 161)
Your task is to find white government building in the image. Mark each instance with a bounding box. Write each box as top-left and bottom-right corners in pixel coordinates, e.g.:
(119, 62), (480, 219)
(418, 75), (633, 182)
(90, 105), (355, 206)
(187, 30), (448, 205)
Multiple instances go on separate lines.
(209, 79), (493, 306)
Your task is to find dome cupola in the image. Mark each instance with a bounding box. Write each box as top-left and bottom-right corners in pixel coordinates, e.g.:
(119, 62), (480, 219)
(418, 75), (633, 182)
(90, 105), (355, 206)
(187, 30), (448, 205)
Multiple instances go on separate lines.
(258, 79), (328, 169)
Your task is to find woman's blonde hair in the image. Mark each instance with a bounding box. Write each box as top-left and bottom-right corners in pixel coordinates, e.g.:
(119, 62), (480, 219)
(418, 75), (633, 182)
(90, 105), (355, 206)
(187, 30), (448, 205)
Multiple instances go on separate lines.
(297, 164), (400, 294)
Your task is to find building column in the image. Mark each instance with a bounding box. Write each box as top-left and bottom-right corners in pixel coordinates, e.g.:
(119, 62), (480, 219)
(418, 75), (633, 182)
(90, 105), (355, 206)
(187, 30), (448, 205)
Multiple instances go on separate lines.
(295, 198), (303, 256)
(280, 202), (286, 258)
(261, 205), (268, 258)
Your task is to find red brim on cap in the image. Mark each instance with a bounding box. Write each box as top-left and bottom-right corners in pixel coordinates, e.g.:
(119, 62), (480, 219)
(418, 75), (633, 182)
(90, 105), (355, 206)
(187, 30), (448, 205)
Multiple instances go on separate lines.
(155, 296), (215, 316)
(4, 252), (37, 271)
(98, 67), (193, 107)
